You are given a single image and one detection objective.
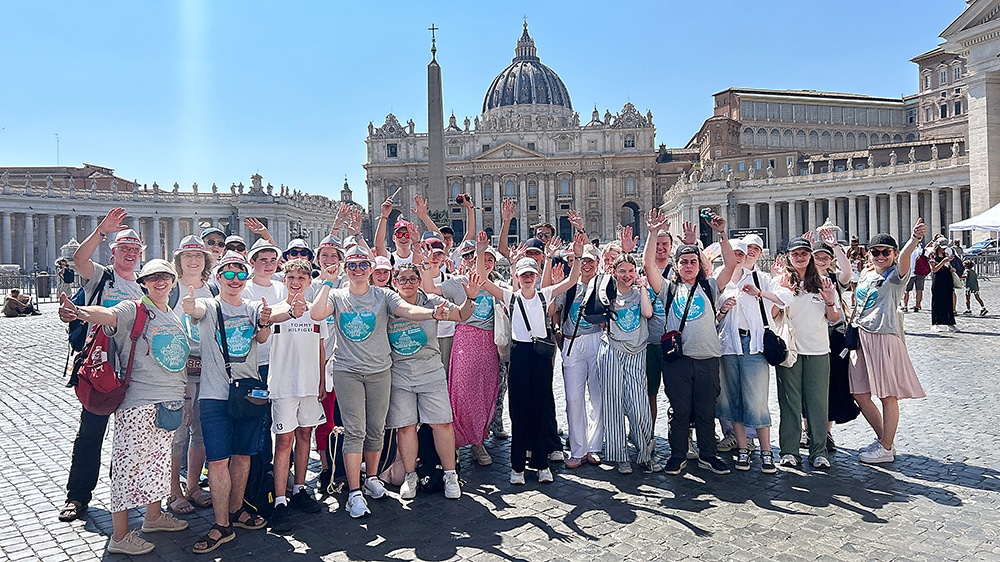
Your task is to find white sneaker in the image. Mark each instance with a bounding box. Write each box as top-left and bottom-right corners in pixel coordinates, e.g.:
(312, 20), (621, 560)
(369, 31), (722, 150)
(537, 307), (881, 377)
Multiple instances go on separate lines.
(779, 454), (799, 467)
(107, 530), (155, 556)
(346, 493), (370, 518)
(549, 450), (565, 462)
(510, 470), (526, 485)
(717, 433), (738, 452)
(859, 443), (895, 464)
(399, 472), (418, 500)
(812, 455), (831, 469)
(537, 468), (554, 483)
(861, 439), (881, 453)
(443, 472), (461, 499)
(363, 476), (387, 499)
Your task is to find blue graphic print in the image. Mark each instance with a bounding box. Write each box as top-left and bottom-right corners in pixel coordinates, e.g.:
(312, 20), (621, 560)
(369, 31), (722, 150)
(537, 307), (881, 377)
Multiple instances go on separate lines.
(649, 288), (665, 318)
(387, 319), (428, 356)
(671, 291), (706, 322)
(339, 309), (377, 342)
(150, 323), (191, 373)
(567, 300), (592, 328)
(472, 290), (495, 320)
(217, 315), (255, 359)
(615, 300), (642, 332)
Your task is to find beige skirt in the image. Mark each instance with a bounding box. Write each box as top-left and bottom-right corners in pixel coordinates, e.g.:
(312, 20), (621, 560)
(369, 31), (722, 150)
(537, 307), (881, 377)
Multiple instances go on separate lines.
(111, 404), (174, 512)
(849, 330), (926, 399)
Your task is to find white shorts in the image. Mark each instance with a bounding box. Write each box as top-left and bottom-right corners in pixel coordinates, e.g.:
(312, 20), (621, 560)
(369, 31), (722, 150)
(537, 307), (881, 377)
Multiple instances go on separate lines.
(271, 396), (326, 434)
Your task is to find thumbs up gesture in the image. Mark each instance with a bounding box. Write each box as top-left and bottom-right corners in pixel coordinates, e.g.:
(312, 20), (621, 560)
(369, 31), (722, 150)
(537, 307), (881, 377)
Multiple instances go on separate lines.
(291, 292), (307, 319)
(58, 293), (78, 323)
(259, 297), (272, 326)
(182, 285), (196, 315)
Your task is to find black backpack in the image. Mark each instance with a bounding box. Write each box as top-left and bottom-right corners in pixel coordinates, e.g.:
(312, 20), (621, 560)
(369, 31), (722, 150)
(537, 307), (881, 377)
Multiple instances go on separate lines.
(581, 274), (617, 325)
(67, 268), (114, 355)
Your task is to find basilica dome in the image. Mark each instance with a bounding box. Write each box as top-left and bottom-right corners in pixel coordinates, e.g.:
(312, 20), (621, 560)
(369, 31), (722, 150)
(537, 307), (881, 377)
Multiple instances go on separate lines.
(482, 24), (573, 114)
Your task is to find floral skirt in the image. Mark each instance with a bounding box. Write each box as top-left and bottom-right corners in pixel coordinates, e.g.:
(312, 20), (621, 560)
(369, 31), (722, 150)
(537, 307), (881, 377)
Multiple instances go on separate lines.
(111, 404), (174, 512)
(449, 324), (500, 447)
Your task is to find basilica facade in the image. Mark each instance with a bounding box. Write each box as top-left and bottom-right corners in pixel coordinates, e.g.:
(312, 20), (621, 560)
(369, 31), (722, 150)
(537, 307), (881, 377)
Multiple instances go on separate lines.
(364, 24), (661, 245)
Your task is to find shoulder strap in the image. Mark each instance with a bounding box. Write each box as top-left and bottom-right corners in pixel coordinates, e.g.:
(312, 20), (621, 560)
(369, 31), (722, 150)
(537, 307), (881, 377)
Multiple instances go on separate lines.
(515, 294), (532, 334)
(214, 299), (233, 381)
(677, 282), (699, 333)
(561, 284), (577, 323)
(88, 268), (114, 307)
(122, 301), (149, 382)
(168, 284), (180, 309)
(699, 279), (717, 315)
(208, 283), (220, 297)
(752, 271), (770, 326)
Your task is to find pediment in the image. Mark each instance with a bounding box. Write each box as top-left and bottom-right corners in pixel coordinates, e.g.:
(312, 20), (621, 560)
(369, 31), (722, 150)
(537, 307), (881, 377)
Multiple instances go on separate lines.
(942, 0), (1000, 38)
(473, 142), (544, 161)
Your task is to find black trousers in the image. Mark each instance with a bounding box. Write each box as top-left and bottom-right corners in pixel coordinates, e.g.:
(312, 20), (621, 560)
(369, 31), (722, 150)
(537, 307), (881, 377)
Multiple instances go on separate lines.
(664, 356), (721, 460)
(508, 342), (560, 473)
(66, 407), (110, 505)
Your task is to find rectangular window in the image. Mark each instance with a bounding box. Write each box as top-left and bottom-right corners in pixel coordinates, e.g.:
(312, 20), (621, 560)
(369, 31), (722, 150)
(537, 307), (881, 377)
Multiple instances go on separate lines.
(738, 162), (746, 172)
(483, 185), (493, 200)
(754, 159), (763, 170)
(721, 163), (730, 173)
(786, 156), (794, 166)
(714, 150), (721, 157)
(527, 142), (536, 151)
(386, 144), (398, 158)
(955, 88), (961, 95)
(941, 105), (948, 119)
(923, 75), (931, 90)
(624, 134), (635, 148)
(556, 140), (571, 151)
(528, 205), (537, 211)
(483, 206), (492, 212)
(940, 70), (948, 86)
(955, 101), (962, 115)
(768, 158), (776, 169)
(447, 146), (461, 156)
(954, 67), (962, 81)
(481, 144), (490, 153)
(925, 108), (933, 122)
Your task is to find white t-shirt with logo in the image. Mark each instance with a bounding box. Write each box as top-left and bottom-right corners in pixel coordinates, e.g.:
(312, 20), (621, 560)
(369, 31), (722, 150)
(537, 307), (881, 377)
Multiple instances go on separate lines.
(268, 314), (328, 399)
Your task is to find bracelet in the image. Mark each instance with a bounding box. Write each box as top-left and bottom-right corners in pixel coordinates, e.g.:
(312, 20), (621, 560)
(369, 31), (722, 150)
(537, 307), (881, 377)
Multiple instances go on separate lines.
(257, 321), (272, 329)
(824, 302), (835, 307)
(323, 280), (335, 288)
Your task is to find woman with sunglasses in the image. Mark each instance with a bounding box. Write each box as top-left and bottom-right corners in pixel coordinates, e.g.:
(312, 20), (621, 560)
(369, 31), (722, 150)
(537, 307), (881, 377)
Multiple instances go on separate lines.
(58, 260), (191, 555)
(386, 264), (479, 500)
(374, 196), (415, 266)
(929, 240), (959, 332)
(475, 230), (585, 485)
(309, 245), (453, 518)
(771, 237), (841, 470)
(851, 220), (927, 464)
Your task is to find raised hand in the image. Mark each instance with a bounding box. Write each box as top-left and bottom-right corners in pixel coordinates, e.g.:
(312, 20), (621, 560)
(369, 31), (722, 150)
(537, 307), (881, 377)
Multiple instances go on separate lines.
(381, 197), (394, 218)
(573, 232), (587, 257)
(411, 242), (429, 266)
(260, 297), (272, 326)
(97, 208), (129, 236)
(320, 264), (339, 282)
(510, 242), (527, 264)
(819, 229), (837, 247)
(802, 230), (815, 244)
(476, 230), (489, 252)
(681, 220), (697, 245)
(620, 225), (638, 253)
(912, 217), (927, 239)
(708, 212), (726, 233)
(182, 285), (196, 315)
(501, 198), (517, 221)
(290, 292), (307, 318)
(464, 272), (485, 298)
(348, 208), (363, 234)
(544, 236), (563, 258)
(645, 209), (669, 232)
(411, 194), (429, 217)
(819, 277), (837, 303)
(459, 194), (474, 209)
(58, 293), (78, 323)
(332, 203), (352, 231)
(432, 301), (451, 320)
(567, 209), (585, 231)
(771, 255), (787, 278)
(244, 217), (268, 235)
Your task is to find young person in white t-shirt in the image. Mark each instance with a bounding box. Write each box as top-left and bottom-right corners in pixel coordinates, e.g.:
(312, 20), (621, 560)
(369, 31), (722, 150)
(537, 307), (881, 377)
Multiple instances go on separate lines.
(267, 259), (326, 533)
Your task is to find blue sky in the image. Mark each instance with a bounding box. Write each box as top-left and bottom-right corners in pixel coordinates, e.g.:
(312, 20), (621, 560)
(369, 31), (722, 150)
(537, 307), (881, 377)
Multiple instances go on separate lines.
(1, 1), (964, 204)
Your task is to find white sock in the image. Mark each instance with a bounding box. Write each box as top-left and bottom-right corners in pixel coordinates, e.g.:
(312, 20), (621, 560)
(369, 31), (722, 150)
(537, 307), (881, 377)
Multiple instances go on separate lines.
(444, 469), (456, 475)
(294, 484), (307, 494)
(274, 496), (287, 507)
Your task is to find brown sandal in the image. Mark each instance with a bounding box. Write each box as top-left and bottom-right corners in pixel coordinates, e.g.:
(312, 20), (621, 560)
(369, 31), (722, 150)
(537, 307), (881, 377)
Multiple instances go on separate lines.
(58, 500), (87, 522)
(229, 507), (267, 530)
(168, 495), (195, 515)
(186, 491), (212, 509)
(192, 523), (235, 554)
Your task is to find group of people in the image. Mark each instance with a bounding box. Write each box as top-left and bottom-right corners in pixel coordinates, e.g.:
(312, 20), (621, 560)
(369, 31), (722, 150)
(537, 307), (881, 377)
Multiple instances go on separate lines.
(895, 234), (988, 331)
(54, 195), (939, 556)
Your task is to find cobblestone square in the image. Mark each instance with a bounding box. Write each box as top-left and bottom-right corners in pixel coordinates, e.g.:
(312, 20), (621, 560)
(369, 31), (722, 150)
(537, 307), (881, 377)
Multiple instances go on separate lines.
(1, 285), (999, 561)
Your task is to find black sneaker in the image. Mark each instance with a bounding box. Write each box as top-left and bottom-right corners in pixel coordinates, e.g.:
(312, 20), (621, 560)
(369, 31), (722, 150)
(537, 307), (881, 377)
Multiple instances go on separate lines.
(269, 504), (292, 534)
(698, 455), (731, 475)
(290, 489), (322, 513)
(826, 433), (836, 453)
(734, 448), (751, 471)
(760, 451), (777, 474)
(663, 457), (687, 475)
(317, 469), (331, 494)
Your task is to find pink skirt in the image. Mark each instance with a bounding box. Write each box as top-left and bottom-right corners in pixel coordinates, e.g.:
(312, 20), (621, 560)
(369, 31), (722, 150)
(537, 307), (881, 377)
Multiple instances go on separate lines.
(449, 323), (501, 447)
(849, 330), (926, 399)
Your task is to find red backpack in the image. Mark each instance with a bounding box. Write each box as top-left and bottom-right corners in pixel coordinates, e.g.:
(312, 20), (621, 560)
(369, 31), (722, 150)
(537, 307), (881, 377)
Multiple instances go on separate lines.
(72, 301), (149, 416)
(914, 253), (931, 276)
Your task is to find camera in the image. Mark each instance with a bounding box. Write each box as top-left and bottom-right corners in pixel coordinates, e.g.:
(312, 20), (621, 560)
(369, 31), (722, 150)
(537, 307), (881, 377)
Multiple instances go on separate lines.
(699, 208), (714, 222)
(455, 193), (471, 205)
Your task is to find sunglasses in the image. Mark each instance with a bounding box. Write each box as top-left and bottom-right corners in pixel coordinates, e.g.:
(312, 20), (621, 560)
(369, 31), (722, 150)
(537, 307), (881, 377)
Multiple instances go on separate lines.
(394, 231), (410, 239)
(220, 271), (249, 281)
(395, 276), (420, 285)
(537, 233), (553, 240)
(226, 244), (246, 252)
(143, 273), (174, 283)
(205, 239), (225, 247)
(869, 248), (894, 257)
(346, 262), (371, 271)
(286, 249), (311, 257)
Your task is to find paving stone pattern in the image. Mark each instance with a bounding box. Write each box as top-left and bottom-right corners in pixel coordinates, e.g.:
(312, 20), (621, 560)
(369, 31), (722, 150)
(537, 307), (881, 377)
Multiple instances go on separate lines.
(1, 286), (999, 561)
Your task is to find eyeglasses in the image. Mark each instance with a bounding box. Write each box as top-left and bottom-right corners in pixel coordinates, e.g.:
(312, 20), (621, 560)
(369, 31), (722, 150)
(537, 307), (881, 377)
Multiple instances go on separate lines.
(116, 246), (142, 254)
(869, 248), (894, 257)
(394, 231), (410, 239)
(205, 239), (224, 247)
(346, 262), (371, 271)
(226, 244), (246, 252)
(286, 249), (311, 257)
(220, 271), (249, 281)
(537, 232), (553, 240)
(143, 273), (174, 283)
(396, 276), (420, 285)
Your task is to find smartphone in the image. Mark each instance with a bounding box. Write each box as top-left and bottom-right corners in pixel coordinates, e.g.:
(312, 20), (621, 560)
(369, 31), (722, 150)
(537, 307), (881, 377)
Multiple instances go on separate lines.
(249, 388), (270, 400)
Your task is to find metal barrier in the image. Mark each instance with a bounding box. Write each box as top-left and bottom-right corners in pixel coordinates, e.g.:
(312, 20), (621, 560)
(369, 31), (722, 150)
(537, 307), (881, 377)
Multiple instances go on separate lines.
(0, 273), (79, 304)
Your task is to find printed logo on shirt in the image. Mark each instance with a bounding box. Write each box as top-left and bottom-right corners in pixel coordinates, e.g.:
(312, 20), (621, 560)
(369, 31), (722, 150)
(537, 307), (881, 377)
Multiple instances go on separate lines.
(102, 286), (135, 308)
(615, 300), (642, 332)
(855, 285), (878, 311)
(182, 314), (200, 343)
(151, 323), (190, 373)
(671, 291), (706, 322)
(387, 318), (427, 356)
(567, 300), (592, 328)
(649, 288), (665, 318)
(217, 315), (255, 359)
(339, 309), (377, 342)
(471, 290), (495, 321)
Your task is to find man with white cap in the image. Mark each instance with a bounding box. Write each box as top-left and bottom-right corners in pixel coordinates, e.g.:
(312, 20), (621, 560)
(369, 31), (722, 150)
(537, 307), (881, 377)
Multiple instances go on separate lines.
(58, 208), (147, 523)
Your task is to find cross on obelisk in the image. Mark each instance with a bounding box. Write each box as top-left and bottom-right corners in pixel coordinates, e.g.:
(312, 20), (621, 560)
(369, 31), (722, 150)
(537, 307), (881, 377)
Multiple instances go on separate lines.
(429, 23), (438, 58)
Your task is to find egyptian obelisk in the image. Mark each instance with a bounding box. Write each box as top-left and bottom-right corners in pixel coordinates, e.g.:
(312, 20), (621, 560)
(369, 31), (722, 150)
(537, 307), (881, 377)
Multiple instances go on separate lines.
(426, 24), (447, 216)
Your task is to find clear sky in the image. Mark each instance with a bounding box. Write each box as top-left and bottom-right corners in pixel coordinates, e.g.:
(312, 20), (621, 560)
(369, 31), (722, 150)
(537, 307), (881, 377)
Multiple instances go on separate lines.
(0, 0), (965, 204)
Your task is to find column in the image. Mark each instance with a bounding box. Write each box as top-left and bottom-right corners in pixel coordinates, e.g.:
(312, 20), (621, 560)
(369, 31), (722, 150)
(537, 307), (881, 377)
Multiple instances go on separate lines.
(868, 196), (879, 241)
(848, 196), (858, 242)
(788, 200), (799, 240)
(767, 202), (777, 254)
(603, 174), (615, 240)
(473, 177), (483, 233)
(547, 174), (558, 236)
(1, 212), (11, 264)
(748, 203), (758, 228)
(171, 217), (181, 250)
(909, 190), (920, 232)
(827, 198), (837, 228)
(930, 187), (941, 238)
(46, 214), (57, 270)
(24, 213), (35, 271)
(518, 177), (528, 239)
(807, 198), (817, 234)
(152, 216), (162, 260)
(68, 215), (78, 246)
(535, 176), (546, 225)
(889, 193), (899, 242)
(951, 186), (963, 226)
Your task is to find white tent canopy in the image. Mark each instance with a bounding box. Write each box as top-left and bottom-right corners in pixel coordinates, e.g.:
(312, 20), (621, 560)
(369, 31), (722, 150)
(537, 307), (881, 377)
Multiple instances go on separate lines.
(950, 201), (1000, 232)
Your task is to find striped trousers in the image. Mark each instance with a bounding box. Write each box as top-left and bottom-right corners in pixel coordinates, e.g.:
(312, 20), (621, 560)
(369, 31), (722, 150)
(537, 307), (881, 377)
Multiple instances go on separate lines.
(599, 343), (653, 464)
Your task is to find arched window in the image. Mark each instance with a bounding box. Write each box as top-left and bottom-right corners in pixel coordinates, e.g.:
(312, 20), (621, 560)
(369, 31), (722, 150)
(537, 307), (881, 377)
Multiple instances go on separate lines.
(795, 130), (806, 148)
(858, 133), (868, 149)
(589, 178), (598, 196)
(756, 128), (767, 146)
(505, 180), (516, 197)
(770, 129), (780, 146)
(881, 134), (891, 144)
(905, 133), (916, 142)
(809, 131), (819, 148)
(833, 132), (843, 150)
(625, 176), (636, 195)
(893, 134), (903, 143)
(528, 181), (537, 198)
(743, 128), (754, 146)
(451, 181), (462, 199)
(846, 132), (856, 150)
(820, 131), (831, 149)
(782, 129), (793, 147)
(483, 182), (493, 200)
(560, 178), (570, 195)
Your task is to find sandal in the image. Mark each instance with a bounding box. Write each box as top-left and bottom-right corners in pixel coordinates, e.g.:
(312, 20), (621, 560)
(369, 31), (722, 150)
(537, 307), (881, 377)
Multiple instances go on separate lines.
(192, 523), (235, 554)
(229, 507), (267, 530)
(58, 500), (87, 522)
(168, 495), (195, 515)
(186, 491), (212, 509)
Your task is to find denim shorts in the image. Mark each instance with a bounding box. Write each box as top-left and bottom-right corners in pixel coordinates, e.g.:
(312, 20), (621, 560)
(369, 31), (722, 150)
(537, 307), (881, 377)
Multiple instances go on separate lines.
(199, 399), (264, 462)
(717, 335), (772, 428)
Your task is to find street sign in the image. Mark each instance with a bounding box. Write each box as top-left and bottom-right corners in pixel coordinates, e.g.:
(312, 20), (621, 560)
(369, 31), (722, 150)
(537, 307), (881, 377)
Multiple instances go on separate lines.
(729, 228), (767, 247)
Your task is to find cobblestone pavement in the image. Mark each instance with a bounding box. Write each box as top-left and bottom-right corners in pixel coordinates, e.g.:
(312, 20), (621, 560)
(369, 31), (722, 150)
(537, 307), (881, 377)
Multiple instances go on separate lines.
(2, 285), (999, 561)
